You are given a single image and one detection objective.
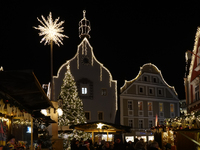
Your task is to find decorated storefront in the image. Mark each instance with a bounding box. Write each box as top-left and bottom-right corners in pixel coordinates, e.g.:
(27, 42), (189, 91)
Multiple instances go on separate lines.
(0, 70), (55, 149)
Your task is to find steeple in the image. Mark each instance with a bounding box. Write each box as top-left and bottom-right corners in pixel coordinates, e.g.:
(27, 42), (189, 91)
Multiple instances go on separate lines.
(79, 10), (91, 39)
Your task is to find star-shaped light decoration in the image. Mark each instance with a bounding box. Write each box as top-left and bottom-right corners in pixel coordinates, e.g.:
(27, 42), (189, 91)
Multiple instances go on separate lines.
(34, 12), (68, 46)
(97, 123), (104, 129)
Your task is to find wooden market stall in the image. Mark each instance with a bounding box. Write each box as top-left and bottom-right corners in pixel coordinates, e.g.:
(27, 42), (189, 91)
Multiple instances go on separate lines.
(70, 121), (131, 144)
(0, 70), (55, 149)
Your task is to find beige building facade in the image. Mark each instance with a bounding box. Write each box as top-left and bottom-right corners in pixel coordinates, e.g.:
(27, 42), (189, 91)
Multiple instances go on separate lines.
(120, 63), (179, 142)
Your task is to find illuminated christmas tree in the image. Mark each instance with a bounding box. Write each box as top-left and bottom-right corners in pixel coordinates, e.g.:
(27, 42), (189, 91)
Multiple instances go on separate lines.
(58, 65), (90, 150)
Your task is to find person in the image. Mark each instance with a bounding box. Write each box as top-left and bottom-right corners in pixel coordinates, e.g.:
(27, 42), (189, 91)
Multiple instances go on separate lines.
(126, 141), (134, 150)
(80, 141), (94, 150)
(4, 135), (16, 150)
(109, 141), (114, 150)
(134, 140), (146, 150)
(163, 141), (171, 150)
(102, 142), (111, 150)
(147, 141), (160, 150)
(113, 138), (126, 150)
(71, 140), (80, 150)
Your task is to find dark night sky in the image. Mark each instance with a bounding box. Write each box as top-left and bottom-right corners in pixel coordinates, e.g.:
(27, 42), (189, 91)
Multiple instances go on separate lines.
(1, 1), (200, 100)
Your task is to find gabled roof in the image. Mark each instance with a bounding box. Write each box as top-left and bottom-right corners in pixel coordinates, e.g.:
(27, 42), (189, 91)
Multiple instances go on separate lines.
(0, 70), (54, 113)
(120, 63), (177, 95)
(188, 27), (200, 82)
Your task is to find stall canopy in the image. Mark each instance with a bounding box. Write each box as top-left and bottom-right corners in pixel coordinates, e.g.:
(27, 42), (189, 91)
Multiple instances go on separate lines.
(70, 121), (131, 133)
(0, 70), (54, 113)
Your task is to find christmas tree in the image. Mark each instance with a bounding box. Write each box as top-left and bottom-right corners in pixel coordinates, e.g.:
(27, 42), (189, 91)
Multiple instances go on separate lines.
(58, 65), (90, 150)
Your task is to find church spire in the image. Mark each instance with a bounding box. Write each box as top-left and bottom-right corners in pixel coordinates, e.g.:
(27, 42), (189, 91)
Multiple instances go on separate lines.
(79, 10), (91, 39)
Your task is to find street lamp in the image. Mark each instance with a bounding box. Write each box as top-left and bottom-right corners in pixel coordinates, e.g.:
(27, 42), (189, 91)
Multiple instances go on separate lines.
(34, 12), (68, 101)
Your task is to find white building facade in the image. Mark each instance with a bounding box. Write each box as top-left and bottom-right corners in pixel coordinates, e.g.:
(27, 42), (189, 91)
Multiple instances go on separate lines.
(53, 11), (117, 124)
(120, 63), (179, 142)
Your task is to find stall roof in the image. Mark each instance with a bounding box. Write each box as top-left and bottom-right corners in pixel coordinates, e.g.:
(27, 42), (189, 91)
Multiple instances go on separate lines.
(0, 70), (54, 112)
(70, 121), (131, 133)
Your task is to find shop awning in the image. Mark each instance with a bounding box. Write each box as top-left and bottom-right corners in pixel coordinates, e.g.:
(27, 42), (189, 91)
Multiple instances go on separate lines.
(70, 121), (131, 133)
(0, 70), (54, 112)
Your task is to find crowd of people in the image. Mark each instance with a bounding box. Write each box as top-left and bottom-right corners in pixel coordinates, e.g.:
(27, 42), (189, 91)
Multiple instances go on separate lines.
(71, 138), (163, 150)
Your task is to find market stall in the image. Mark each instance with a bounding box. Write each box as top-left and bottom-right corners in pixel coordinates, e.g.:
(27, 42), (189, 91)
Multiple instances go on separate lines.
(0, 70), (55, 149)
(70, 121), (131, 144)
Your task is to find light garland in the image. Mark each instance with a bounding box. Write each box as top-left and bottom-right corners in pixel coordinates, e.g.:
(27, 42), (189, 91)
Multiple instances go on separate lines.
(120, 63), (178, 95)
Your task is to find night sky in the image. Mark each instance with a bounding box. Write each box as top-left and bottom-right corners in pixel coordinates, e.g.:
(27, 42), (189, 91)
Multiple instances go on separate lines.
(1, 1), (200, 100)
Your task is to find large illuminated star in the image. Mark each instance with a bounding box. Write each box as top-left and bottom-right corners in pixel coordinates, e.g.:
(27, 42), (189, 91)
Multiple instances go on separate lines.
(34, 12), (68, 46)
(97, 123), (104, 129)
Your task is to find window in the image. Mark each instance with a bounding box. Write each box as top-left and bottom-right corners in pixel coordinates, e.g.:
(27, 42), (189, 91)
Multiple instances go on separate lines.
(138, 101), (143, 110)
(149, 89), (153, 94)
(148, 102), (153, 111)
(195, 85), (199, 102)
(101, 89), (107, 96)
(139, 119), (143, 129)
(98, 112), (103, 120)
(139, 87), (143, 93)
(159, 119), (164, 125)
(158, 89), (162, 95)
(128, 119), (133, 128)
(170, 104), (174, 113)
(159, 103), (163, 112)
(158, 88), (164, 96)
(153, 77), (157, 83)
(148, 120), (153, 128)
(128, 101), (133, 110)
(85, 112), (90, 120)
(77, 78), (93, 99)
(144, 76), (148, 81)
(82, 87), (87, 94)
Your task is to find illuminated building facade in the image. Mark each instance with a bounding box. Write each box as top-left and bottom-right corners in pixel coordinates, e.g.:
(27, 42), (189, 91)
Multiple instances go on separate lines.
(184, 27), (200, 113)
(53, 10), (117, 123)
(120, 63), (179, 142)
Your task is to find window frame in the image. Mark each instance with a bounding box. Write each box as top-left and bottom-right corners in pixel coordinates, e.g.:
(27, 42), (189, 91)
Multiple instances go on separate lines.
(138, 101), (143, 111)
(148, 102), (153, 111)
(159, 103), (163, 112)
(85, 111), (91, 120)
(82, 87), (88, 95)
(97, 111), (104, 120)
(138, 119), (144, 129)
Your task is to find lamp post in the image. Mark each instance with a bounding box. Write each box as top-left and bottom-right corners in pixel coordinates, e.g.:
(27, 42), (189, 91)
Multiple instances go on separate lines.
(34, 12), (68, 101)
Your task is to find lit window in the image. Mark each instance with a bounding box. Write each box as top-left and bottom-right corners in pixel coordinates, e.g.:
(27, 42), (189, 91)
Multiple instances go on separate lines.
(159, 103), (163, 112)
(128, 101), (133, 110)
(170, 104), (174, 113)
(82, 87), (87, 94)
(138, 101), (143, 110)
(148, 102), (152, 111)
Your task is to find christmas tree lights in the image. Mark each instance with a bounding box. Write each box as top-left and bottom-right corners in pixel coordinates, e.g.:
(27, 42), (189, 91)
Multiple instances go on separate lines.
(58, 65), (90, 150)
